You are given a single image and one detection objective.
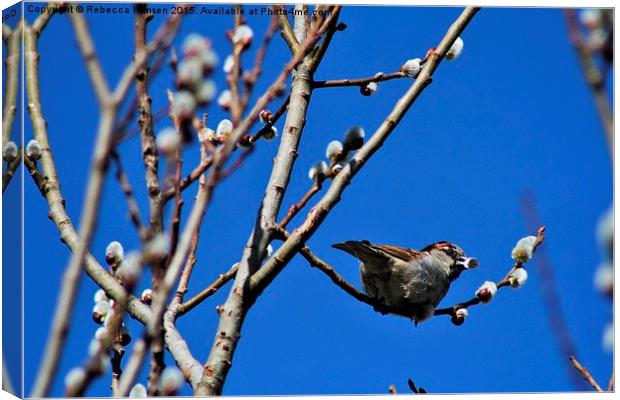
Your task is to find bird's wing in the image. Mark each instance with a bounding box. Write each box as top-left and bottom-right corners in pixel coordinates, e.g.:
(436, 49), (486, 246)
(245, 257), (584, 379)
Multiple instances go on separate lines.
(371, 243), (422, 262)
(332, 241), (422, 264)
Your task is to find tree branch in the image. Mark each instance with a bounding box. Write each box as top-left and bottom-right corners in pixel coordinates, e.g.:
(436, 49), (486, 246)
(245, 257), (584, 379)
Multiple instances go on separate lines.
(195, 10), (342, 395)
(313, 71), (406, 89)
(135, 7), (164, 234)
(569, 356), (604, 392)
(565, 10), (613, 154)
(248, 7), (481, 297)
(2, 20), (21, 148)
(177, 263), (239, 316)
(278, 8), (299, 52)
(68, 12), (112, 105)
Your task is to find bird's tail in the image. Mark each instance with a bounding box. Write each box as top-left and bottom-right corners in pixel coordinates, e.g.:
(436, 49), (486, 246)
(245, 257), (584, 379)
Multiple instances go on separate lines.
(332, 241), (387, 264)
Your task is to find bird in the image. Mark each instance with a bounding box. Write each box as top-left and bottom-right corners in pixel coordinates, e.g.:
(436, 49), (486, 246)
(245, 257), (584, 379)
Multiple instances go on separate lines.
(332, 240), (478, 325)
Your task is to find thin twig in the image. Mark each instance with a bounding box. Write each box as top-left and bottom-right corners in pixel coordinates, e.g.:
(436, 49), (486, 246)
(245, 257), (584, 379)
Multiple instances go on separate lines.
(69, 12), (112, 105)
(243, 15), (279, 107)
(161, 155), (213, 201)
(521, 193), (586, 390)
(565, 10), (613, 155)
(313, 71), (406, 89)
(111, 152), (147, 239)
(434, 227), (545, 316)
(569, 356), (603, 392)
(278, 182), (322, 228)
(229, 5), (244, 125)
(249, 93), (290, 143)
(177, 264), (239, 316)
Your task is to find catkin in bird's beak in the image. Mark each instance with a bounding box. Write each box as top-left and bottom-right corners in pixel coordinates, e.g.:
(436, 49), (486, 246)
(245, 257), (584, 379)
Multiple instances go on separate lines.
(458, 257), (479, 269)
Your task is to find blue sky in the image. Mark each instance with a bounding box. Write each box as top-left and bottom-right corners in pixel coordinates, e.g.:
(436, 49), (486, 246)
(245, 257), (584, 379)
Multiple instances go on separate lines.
(9, 3), (614, 396)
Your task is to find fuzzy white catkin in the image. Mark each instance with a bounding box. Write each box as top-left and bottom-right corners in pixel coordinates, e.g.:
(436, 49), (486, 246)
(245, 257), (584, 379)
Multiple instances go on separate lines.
(263, 126), (278, 141)
(366, 81), (378, 94)
(511, 236), (537, 263)
(218, 90), (232, 109)
(594, 262), (613, 294)
(266, 244), (274, 257)
(223, 55), (234, 74)
(116, 251), (142, 285)
(106, 241), (124, 262)
(64, 367), (86, 391)
(198, 127), (216, 143)
(446, 37), (464, 60)
(93, 289), (108, 304)
(603, 322), (613, 352)
(195, 80), (216, 104)
(160, 367), (184, 394)
(172, 91), (197, 119)
(129, 383), (148, 398)
(156, 128), (182, 154)
(332, 161), (346, 174)
(456, 308), (468, 318)
(93, 301), (111, 318)
(308, 160), (328, 181)
(94, 327), (108, 341)
(597, 206), (613, 257)
(232, 25), (253, 45)
(145, 233), (171, 259)
(216, 119), (233, 137)
(579, 9), (602, 29)
(475, 281), (497, 303)
(343, 126), (365, 150)
(176, 58), (204, 86)
(325, 140), (344, 159)
(182, 33), (210, 57)
(103, 309), (116, 328)
(141, 288), (153, 303)
(588, 28), (607, 51)
(509, 268), (528, 288)
(2, 141), (17, 162)
(199, 48), (219, 71)
(401, 58), (422, 77)
(26, 139), (42, 160)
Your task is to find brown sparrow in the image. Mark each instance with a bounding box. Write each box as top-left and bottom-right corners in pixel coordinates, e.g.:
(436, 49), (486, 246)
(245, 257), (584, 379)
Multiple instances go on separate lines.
(332, 240), (478, 325)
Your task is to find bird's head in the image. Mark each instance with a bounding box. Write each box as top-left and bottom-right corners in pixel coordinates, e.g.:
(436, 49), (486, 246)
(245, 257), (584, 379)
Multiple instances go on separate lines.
(423, 241), (478, 280)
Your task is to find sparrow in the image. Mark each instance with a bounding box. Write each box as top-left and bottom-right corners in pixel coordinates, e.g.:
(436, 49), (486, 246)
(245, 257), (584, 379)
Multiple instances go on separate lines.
(332, 240), (478, 325)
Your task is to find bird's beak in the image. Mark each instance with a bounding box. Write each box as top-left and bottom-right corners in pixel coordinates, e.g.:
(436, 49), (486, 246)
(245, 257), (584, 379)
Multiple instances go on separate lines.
(457, 257), (479, 269)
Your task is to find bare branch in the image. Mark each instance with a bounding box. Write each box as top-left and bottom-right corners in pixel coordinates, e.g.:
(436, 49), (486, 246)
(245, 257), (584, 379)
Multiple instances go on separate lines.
(565, 10), (613, 154)
(135, 7), (164, 234)
(278, 182), (322, 228)
(31, 2), (60, 36)
(68, 12), (112, 105)
(521, 194), (586, 390)
(2, 21), (21, 148)
(111, 152), (147, 239)
(278, 8), (299, 52)
(2, 148), (21, 192)
(313, 71), (406, 89)
(177, 263), (239, 316)
(569, 356), (604, 392)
